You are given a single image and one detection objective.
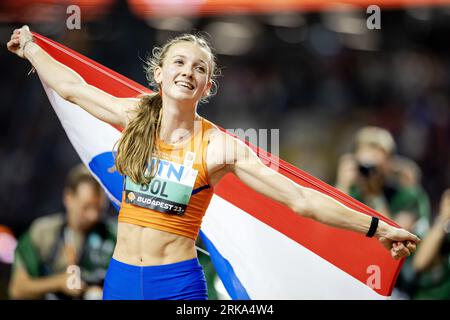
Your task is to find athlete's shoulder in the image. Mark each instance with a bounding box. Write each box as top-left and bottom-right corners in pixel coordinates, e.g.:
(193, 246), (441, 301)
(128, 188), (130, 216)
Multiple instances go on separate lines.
(198, 116), (219, 132)
(206, 128), (245, 166)
(196, 116), (220, 141)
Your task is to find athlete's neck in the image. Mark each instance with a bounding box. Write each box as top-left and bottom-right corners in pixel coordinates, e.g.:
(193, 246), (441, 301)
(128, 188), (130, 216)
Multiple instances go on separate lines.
(159, 99), (198, 144)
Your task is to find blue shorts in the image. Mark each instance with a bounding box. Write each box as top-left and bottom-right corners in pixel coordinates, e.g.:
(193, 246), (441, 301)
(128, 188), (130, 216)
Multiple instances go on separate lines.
(103, 257), (208, 300)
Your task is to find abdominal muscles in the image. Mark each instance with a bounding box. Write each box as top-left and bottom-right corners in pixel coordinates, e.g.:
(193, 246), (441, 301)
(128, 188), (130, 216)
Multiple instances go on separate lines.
(113, 222), (197, 266)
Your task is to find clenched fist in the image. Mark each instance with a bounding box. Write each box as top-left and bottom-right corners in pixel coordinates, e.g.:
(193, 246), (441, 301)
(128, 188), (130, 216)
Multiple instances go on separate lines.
(6, 25), (34, 59)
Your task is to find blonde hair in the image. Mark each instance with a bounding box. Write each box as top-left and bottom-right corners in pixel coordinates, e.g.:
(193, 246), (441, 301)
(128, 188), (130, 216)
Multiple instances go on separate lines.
(114, 33), (219, 185)
(354, 126), (396, 155)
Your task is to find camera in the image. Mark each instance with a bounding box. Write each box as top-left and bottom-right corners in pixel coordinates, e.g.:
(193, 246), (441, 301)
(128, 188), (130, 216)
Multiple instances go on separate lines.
(358, 163), (378, 177)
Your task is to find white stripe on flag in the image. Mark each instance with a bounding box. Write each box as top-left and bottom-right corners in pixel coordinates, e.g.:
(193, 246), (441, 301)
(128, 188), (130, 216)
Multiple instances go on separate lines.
(42, 81), (122, 206)
(202, 195), (387, 299)
(42, 82), (121, 161)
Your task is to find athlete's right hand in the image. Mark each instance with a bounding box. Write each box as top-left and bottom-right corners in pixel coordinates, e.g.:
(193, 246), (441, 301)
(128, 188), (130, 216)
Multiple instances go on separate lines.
(6, 25), (34, 59)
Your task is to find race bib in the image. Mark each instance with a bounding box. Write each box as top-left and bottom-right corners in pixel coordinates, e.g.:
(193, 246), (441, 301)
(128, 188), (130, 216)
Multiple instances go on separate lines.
(124, 155), (198, 216)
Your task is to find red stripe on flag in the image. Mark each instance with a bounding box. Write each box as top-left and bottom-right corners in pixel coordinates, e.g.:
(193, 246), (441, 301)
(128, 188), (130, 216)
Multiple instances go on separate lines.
(33, 33), (149, 133)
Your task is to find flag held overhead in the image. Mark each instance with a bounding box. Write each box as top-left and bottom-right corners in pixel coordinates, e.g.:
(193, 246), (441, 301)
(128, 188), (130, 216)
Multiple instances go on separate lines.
(32, 32), (403, 300)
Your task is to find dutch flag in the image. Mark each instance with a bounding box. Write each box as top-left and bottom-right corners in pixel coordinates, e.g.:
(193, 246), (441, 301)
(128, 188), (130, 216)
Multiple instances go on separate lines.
(33, 33), (403, 300)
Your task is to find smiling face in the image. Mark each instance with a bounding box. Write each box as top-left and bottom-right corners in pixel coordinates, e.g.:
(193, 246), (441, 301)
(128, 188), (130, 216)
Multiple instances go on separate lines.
(154, 41), (213, 105)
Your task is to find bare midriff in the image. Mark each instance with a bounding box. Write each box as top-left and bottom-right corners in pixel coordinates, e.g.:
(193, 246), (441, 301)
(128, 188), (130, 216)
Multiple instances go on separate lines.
(112, 222), (197, 266)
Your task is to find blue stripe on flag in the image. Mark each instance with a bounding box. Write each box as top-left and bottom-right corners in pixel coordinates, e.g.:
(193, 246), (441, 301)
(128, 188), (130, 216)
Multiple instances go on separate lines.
(88, 151), (123, 206)
(199, 230), (250, 300)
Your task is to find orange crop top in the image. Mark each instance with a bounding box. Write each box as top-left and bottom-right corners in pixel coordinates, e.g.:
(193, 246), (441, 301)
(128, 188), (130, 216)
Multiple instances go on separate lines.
(118, 116), (217, 240)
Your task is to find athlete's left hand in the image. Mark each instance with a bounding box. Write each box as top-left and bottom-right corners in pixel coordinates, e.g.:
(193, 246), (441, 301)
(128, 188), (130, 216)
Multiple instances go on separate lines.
(377, 225), (420, 259)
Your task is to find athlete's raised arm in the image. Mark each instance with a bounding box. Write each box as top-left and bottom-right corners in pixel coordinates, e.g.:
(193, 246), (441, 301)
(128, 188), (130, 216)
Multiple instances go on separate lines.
(6, 25), (138, 127)
(207, 131), (420, 260)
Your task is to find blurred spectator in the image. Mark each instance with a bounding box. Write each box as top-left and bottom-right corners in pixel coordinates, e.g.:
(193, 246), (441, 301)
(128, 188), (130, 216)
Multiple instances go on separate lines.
(0, 225), (17, 299)
(336, 126), (430, 225)
(389, 156), (431, 235)
(8, 164), (116, 300)
(411, 189), (450, 299)
(335, 126), (431, 298)
(0, 225), (17, 264)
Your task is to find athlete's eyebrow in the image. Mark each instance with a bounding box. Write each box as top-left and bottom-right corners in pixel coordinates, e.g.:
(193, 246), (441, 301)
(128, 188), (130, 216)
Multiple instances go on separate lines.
(172, 55), (207, 66)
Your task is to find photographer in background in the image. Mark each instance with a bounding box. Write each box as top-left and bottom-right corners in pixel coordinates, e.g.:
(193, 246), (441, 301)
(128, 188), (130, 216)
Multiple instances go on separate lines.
(336, 126), (430, 227)
(411, 189), (450, 299)
(8, 164), (116, 300)
(336, 126), (431, 299)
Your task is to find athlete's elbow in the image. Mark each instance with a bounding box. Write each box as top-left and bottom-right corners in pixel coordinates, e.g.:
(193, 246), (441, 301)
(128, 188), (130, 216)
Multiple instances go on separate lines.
(57, 81), (82, 101)
(290, 192), (315, 219)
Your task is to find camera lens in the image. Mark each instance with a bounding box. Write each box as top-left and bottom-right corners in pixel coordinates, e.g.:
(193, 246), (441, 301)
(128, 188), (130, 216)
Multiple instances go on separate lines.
(358, 163), (377, 177)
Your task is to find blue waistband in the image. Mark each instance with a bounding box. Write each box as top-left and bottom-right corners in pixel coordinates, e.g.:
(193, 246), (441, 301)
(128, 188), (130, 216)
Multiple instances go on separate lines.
(109, 257), (201, 272)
